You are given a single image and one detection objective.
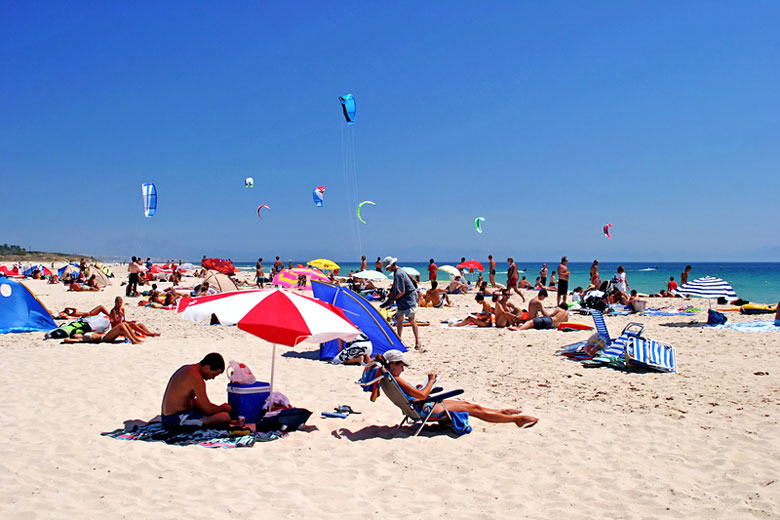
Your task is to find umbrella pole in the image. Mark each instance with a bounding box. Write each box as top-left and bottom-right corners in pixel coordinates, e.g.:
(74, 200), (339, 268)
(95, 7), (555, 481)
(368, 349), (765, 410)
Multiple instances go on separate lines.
(269, 343), (277, 396)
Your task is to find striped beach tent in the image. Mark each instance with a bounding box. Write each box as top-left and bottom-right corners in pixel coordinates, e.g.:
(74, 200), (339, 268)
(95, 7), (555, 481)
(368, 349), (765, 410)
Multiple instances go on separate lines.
(673, 276), (737, 300)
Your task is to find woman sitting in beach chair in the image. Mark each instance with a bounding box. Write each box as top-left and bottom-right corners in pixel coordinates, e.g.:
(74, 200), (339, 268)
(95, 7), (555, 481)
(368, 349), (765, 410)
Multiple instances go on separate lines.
(375, 350), (538, 430)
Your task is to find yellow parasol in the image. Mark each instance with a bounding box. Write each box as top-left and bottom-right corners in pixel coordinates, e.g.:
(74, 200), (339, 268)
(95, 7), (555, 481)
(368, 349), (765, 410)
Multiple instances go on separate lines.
(307, 259), (340, 271)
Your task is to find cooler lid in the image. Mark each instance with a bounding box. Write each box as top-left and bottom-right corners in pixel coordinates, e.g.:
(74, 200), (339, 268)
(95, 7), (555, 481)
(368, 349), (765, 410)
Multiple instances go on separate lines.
(227, 382), (270, 394)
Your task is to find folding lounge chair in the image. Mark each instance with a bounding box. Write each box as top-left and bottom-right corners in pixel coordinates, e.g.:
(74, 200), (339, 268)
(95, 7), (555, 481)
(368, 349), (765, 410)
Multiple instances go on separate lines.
(359, 363), (465, 436)
(625, 337), (677, 373)
(557, 310), (644, 364)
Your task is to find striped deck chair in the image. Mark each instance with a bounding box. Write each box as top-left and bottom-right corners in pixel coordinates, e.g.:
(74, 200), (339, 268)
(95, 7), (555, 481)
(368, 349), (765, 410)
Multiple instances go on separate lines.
(559, 310), (645, 365)
(625, 337), (677, 372)
(358, 362), (466, 436)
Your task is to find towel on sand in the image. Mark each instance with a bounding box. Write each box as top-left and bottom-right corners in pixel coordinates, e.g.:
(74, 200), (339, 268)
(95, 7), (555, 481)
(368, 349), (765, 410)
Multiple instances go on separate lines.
(719, 320), (780, 333)
(102, 422), (283, 448)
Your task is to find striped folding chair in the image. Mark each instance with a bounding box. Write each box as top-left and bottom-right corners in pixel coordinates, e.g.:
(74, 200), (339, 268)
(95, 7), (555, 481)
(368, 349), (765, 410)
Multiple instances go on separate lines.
(625, 337), (677, 373)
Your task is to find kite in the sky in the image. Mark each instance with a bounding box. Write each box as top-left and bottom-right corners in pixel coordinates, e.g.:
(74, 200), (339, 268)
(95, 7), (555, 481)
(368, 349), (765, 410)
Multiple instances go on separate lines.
(245, 177), (254, 188)
(313, 186), (325, 207)
(340, 94), (356, 124)
(603, 224), (613, 239)
(356, 200), (375, 224)
(257, 204), (271, 219)
(142, 183), (157, 218)
(474, 217), (485, 234)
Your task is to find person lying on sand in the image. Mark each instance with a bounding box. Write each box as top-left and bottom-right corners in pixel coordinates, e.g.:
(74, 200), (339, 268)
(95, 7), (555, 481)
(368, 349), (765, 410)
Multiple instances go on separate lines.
(161, 353), (233, 429)
(509, 303), (568, 331)
(382, 350), (538, 428)
(63, 322), (143, 344)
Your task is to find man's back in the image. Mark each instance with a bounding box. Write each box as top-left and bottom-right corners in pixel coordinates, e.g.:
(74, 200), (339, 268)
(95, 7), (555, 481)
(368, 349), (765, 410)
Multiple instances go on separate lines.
(162, 364), (200, 415)
(528, 297), (545, 318)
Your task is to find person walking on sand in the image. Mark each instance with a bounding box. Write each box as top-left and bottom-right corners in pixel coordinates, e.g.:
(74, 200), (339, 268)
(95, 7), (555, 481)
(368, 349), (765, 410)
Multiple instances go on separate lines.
(382, 256), (421, 350)
(161, 353), (233, 430)
(428, 258), (437, 283)
(557, 256), (570, 306)
(382, 350), (538, 428)
(506, 257), (525, 301)
(489, 255), (497, 287)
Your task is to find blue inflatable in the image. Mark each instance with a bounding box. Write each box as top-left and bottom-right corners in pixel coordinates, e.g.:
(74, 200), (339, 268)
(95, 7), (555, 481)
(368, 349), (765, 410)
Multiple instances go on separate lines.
(312, 280), (405, 361)
(0, 279), (56, 334)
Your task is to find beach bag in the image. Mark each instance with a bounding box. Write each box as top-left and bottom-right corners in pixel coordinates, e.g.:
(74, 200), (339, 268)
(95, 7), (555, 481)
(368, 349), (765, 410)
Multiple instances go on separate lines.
(227, 360), (256, 385)
(257, 408), (312, 433)
(707, 309), (727, 326)
(449, 411), (472, 436)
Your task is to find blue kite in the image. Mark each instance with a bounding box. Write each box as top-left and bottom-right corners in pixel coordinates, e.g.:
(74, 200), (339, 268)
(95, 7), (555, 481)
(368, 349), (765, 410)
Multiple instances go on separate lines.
(142, 183), (157, 217)
(339, 94), (356, 124)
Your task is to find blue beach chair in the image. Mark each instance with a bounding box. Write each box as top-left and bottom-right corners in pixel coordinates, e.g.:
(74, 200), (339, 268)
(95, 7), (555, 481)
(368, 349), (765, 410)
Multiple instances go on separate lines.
(625, 337), (677, 373)
(358, 362), (469, 436)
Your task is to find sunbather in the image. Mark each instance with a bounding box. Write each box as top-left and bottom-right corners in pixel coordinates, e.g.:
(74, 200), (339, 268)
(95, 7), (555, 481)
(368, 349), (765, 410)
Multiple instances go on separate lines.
(447, 276), (469, 295)
(110, 296), (160, 337)
(774, 302), (780, 327)
(161, 353), (233, 429)
(63, 321), (143, 344)
(449, 292), (492, 327)
(419, 281), (452, 308)
(382, 350), (537, 428)
(509, 303), (568, 331)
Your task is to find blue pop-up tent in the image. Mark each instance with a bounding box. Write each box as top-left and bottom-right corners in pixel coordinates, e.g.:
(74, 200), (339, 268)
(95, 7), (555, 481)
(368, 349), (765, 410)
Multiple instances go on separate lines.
(312, 280), (406, 360)
(0, 279), (56, 333)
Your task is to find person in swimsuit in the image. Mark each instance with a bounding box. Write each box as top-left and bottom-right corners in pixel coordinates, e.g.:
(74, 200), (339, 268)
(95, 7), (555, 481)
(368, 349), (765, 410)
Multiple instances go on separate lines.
(449, 292), (493, 327)
(427, 258), (437, 283)
(382, 350), (538, 428)
(63, 321), (143, 344)
(774, 302), (780, 327)
(511, 303), (568, 331)
(255, 258), (265, 288)
(590, 260), (600, 288)
(375, 257), (383, 272)
(681, 265), (692, 285)
(419, 281), (452, 308)
(506, 257), (525, 301)
(447, 276), (469, 294)
(110, 296), (159, 337)
(539, 264), (548, 287)
(557, 256), (570, 306)
(488, 255), (497, 287)
(360, 255), (367, 271)
(161, 353), (233, 430)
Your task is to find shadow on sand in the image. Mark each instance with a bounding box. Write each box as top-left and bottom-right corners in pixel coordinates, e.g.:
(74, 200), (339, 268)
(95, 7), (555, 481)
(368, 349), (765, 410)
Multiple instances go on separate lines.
(330, 423), (456, 441)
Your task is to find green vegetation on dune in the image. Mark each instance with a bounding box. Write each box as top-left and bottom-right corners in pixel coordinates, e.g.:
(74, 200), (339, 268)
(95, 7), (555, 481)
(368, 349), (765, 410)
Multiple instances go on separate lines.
(0, 244), (98, 262)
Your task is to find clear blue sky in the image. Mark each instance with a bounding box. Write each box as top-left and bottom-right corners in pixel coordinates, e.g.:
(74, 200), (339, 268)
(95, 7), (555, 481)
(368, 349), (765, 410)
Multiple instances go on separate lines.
(2, 2), (778, 262)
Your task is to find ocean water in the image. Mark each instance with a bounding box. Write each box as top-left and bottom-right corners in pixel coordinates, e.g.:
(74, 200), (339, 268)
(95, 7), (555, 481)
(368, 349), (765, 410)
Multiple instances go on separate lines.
(234, 261), (780, 304)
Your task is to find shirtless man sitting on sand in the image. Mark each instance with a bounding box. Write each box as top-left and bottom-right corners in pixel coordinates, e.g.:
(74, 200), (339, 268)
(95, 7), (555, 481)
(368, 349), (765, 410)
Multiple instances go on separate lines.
(419, 281), (453, 308)
(161, 353), (233, 429)
(510, 302), (568, 331)
(447, 276), (469, 294)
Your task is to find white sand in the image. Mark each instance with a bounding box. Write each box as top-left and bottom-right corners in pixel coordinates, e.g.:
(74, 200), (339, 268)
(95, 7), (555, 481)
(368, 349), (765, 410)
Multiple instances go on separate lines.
(1, 265), (778, 519)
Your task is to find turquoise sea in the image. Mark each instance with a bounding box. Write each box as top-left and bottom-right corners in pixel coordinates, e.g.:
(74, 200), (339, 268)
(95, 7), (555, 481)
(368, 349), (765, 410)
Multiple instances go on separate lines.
(233, 261), (780, 305)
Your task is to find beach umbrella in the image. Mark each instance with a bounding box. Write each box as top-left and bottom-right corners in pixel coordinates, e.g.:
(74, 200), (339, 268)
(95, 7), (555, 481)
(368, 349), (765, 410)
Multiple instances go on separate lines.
(179, 289), (359, 392)
(438, 265), (461, 278)
(673, 276), (737, 307)
(399, 266), (420, 277)
(203, 271), (238, 293)
(307, 259), (340, 271)
(457, 260), (485, 273)
(353, 269), (388, 281)
(273, 267), (329, 290)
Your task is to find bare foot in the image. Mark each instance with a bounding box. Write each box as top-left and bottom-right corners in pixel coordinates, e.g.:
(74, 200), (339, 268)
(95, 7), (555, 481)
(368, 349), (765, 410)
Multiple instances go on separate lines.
(514, 415), (538, 428)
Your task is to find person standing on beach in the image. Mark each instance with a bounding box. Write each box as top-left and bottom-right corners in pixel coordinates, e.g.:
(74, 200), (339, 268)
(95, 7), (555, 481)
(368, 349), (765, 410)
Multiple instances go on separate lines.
(161, 353), (233, 429)
(506, 257), (525, 301)
(360, 255), (367, 271)
(255, 258), (265, 288)
(428, 258), (437, 283)
(127, 257), (140, 297)
(557, 256), (570, 306)
(375, 257), (383, 272)
(681, 265), (692, 285)
(539, 264), (548, 287)
(489, 255), (497, 287)
(590, 260), (600, 288)
(273, 257), (283, 274)
(383, 256), (421, 349)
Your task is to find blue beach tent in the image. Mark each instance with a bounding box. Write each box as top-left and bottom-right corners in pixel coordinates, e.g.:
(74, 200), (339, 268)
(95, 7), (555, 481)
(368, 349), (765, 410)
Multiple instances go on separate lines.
(0, 279), (56, 333)
(312, 280), (406, 360)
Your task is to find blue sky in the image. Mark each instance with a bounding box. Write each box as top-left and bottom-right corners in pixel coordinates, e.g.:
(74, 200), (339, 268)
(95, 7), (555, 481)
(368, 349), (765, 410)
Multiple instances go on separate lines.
(2, 2), (778, 262)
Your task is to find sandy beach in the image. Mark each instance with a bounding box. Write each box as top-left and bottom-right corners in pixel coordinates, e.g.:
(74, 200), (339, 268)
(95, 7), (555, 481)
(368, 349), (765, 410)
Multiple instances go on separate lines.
(1, 264), (778, 519)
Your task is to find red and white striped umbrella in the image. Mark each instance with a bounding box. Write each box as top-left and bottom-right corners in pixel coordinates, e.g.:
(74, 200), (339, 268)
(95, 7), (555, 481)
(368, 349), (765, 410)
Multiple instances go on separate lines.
(178, 289), (360, 392)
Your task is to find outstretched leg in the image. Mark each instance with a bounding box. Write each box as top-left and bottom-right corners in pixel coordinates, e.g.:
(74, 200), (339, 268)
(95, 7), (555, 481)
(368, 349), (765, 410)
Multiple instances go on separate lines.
(439, 401), (538, 428)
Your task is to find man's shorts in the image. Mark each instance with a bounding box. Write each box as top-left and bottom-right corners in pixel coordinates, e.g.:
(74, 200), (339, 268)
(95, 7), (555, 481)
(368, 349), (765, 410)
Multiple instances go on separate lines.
(161, 409), (204, 429)
(532, 316), (553, 330)
(507, 277), (518, 288)
(540, 277), (547, 286)
(396, 306), (417, 320)
(558, 279), (569, 294)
